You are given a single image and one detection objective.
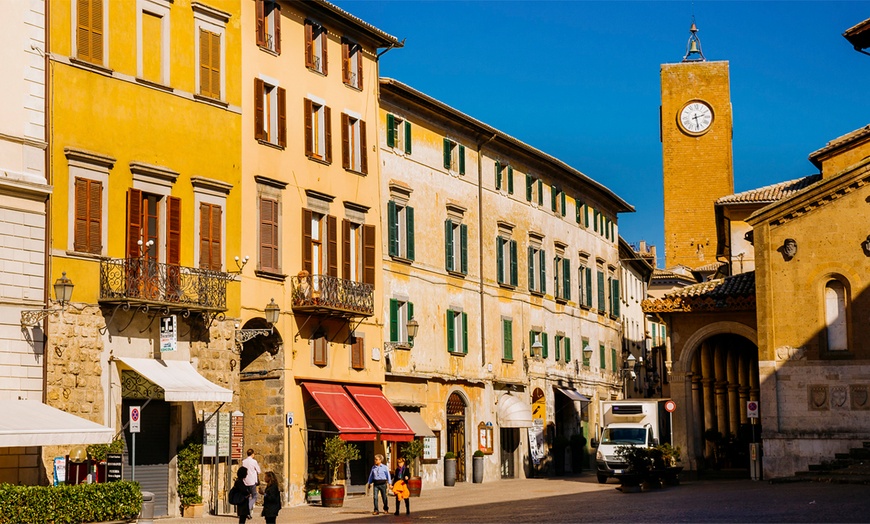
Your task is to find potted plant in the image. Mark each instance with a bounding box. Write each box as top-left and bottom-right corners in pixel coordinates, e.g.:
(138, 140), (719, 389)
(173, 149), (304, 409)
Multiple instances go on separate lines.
(653, 443), (683, 485)
(322, 436), (361, 507)
(176, 437), (204, 517)
(614, 445), (652, 493)
(400, 439), (425, 497)
(443, 452), (456, 487)
(472, 450), (484, 483)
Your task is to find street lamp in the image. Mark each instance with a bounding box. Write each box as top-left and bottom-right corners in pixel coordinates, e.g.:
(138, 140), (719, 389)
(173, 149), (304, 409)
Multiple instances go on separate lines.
(235, 298), (281, 349)
(531, 335), (543, 358)
(582, 343), (593, 364)
(20, 272), (76, 327)
(622, 354), (637, 398)
(384, 317), (419, 354)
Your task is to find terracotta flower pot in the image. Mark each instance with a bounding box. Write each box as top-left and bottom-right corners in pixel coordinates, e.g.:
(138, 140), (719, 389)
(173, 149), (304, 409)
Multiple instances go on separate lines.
(320, 484), (345, 507)
(407, 476), (422, 497)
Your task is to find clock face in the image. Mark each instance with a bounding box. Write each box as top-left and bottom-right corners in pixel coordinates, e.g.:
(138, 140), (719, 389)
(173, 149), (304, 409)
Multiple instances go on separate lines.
(679, 101), (714, 135)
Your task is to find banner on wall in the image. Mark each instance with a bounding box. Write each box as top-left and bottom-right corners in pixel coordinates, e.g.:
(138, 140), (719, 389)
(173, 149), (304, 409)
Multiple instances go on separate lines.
(527, 425), (545, 465)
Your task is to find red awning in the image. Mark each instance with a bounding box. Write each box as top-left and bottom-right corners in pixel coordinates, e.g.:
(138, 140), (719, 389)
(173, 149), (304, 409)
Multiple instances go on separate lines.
(345, 385), (415, 441)
(302, 382), (377, 441)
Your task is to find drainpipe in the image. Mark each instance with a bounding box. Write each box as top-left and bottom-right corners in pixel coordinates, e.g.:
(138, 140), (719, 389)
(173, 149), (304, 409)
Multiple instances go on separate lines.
(477, 134), (497, 368)
(41, 0), (51, 404)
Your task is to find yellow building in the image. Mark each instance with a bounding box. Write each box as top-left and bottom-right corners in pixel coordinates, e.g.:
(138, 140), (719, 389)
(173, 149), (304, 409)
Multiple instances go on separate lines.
(45, 0), (242, 516)
(235, 0), (405, 505)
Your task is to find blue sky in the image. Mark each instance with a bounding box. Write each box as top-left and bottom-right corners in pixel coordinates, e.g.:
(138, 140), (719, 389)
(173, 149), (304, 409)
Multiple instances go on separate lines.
(340, 1), (870, 266)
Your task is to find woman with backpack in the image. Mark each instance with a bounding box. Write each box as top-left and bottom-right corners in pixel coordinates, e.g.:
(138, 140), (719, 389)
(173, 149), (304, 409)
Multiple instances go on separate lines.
(229, 466), (250, 523)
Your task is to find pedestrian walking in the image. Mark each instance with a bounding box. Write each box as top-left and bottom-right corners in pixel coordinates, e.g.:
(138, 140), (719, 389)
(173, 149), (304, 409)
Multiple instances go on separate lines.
(229, 466), (250, 524)
(242, 448), (261, 514)
(392, 457), (411, 515)
(259, 471), (281, 524)
(365, 454), (391, 515)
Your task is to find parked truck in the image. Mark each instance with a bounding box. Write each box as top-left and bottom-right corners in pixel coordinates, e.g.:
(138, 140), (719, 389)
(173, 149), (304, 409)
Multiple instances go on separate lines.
(593, 399), (673, 483)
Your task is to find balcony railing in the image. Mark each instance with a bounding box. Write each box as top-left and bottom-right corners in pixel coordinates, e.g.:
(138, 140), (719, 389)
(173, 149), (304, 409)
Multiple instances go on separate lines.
(290, 273), (373, 317)
(100, 258), (232, 312)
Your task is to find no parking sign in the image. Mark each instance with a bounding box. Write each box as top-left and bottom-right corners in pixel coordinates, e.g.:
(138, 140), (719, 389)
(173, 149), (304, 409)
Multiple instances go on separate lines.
(130, 406), (141, 433)
(747, 401), (759, 419)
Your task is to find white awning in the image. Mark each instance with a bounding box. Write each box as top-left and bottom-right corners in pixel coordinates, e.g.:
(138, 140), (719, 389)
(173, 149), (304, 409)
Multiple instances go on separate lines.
(556, 388), (591, 402)
(399, 412), (435, 437)
(116, 357), (233, 403)
(0, 400), (114, 447)
(497, 394), (533, 428)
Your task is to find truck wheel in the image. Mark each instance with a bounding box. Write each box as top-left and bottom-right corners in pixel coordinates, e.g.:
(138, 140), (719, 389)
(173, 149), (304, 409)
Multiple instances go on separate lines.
(597, 474), (608, 484)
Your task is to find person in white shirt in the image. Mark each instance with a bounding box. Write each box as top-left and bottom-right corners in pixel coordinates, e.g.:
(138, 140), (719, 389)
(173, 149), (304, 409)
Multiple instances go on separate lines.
(241, 449), (261, 515)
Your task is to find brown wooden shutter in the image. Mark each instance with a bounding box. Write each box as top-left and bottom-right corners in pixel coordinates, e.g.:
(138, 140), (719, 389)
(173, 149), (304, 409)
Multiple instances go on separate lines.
(313, 336), (327, 366)
(341, 39), (350, 84)
(76, 0), (91, 62)
(90, 0), (103, 64)
(254, 78), (265, 140)
(357, 45), (363, 88)
(255, 0), (265, 47)
(321, 26), (328, 75)
(360, 120), (368, 174)
(88, 179), (102, 254)
(363, 224), (375, 286)
(351, 336), (364, 370)
(304, 21), (313, 68)
(74, 178), (88, 252)
(340, 112), (349, 169)
(199, 203), (210, 268)
(327, 215), (337, 277)
(211, 205), (222, 270)
(277, 87), (287, 147)
(166, 196), (181, 266)
(324, 106), (332, 163)
(126, 188), (143, 259)
(274, 3), (281, 54)
(199, 29), (210, 96)
(302, 208), (312, 273)
(210, 31), (221, 99)
(303, 98), (313, 156)
(342, 219), (351, 279)
(259, 197), (277, 271)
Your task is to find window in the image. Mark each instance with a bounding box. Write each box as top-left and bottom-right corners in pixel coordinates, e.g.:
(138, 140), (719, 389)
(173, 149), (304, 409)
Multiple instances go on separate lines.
(443, 139), (465, 175)
(256, 0), (281, 53)
(74, 177), (103, 255)
(495, 161), (514, 194)
(597, 269), (606, 313)
(496, 236), (518, 286)
(341, 113), (367, 174)
(582, 339), (591, 367)
(554, 254), (570, 301)
(302, 209), (337, 280)
(578, 263), (592, 308)
(447, 309), (468, 354)
(342, 38), (363, 89)
(259, 197), (279, 272)
(389, 299), (414, 346)
(824, 280), (848, 351)
(76, 0), (104, 65)
(198, 203), (222, 270)
(254, 78), (286, 147)
(551, 186), (566, 216)
(611, 348), (618, 373)
(342, 220), (375, 285)
(198, 28), (221, 99)
(386, 114), (412, 154)
(610, 277), (621, 317)
(304, 98), (332, 162)
(593, 209), (600, 234)
(387, 200), (414, 261)
(576, 199), (589, 227)
(528, 245), (546, 294)
(305, 20), (327, 74)
(525, 175), (544, 205)
(444, 219), (468, 274)
(502, 319), (513, 360)
(138, 1), (171, 85)
(599, 344), (605, 370)
(529, 330), (548, 358)
(313, 334), (328, 366)
(350, 334), (365, 370)
(554, 335), (571, 363)
(126, 188), (180, 266)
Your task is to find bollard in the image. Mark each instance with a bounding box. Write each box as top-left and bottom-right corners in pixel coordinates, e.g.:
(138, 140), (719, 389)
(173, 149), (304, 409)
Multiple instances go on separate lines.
(139, 491), (155, 524)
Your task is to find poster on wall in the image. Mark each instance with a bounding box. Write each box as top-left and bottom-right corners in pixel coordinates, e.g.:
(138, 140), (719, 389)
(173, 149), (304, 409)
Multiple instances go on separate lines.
(528, 426), (545, 465)
(423, 435), (439, 460)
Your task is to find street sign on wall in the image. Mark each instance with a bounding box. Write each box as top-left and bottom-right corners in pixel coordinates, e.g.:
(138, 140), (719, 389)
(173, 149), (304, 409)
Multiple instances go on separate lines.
(160, 315), (177, 352)
(747, 401), (759, 419)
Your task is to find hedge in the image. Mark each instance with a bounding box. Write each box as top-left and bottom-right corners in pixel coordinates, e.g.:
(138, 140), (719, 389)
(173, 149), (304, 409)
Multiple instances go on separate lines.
(0, 481), (142, 524)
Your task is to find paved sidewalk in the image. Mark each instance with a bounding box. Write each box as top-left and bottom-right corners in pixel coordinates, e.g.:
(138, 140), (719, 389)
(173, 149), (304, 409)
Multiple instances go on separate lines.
(156, 474), (610, 524)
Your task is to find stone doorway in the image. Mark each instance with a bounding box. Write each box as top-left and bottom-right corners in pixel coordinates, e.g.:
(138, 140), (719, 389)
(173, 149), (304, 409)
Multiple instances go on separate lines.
(446, 392), (466, 482)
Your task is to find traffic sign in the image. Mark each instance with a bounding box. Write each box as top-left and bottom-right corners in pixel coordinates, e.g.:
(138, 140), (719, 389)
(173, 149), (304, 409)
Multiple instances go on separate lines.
(664, 400), (677, 413)
(747, 401), (759, 419)
(130, 406), (141, 433)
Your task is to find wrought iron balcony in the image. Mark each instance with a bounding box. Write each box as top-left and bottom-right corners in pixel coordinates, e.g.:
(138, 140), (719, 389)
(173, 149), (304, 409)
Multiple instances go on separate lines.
(290, 273), (373, 317)
(99, 257), (233, 313)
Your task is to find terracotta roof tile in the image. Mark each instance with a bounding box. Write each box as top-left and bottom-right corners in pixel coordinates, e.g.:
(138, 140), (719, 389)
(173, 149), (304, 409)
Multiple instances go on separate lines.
(664, 271), (755, 299)
(809, 124), (870, 166)
(716, 175), (821, 205)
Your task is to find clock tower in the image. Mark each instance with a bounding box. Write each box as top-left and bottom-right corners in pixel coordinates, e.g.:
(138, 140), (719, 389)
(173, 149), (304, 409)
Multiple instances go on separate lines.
(661, 23), (734, 269)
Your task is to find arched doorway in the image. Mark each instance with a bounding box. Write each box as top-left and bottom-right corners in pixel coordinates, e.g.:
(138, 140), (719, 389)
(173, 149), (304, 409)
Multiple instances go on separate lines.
(446, 392), (467, 482)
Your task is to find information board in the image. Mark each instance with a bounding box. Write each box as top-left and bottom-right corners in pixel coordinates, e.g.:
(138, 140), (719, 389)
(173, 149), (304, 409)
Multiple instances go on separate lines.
(203, 412), (231, 457)
(159, 315), (177, 353)
(106, 453), (123, 482)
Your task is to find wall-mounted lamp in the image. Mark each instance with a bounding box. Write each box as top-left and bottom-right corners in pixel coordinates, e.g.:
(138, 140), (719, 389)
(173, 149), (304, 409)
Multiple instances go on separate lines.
(622, 354), (637, 398)
(234, 298), (280, 349)
(384, 317), (419, 355)
(582, 344), (593, 363)
(20, 272), (75, 327)
(531, 335), (543, 358)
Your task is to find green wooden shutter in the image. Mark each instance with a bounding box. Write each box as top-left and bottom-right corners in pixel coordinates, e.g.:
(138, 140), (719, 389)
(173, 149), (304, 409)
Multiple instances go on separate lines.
(584, 205), (589, 227)
(565, 337), (571, 362)
(563, 258), (571, 301)
(507, 166), (514, 194)
(387, 114), (395, 148)
(509, 240), (518, 286)
(561, 192), (567, 217)
(388, 201), (398, 256)
(503, 319), (512, 360)
(495, 161), (501, 190)
(496, 237), (504, 284)
(408, 302), (414, 346)
(537, 180), (544, 206)
(600, 344), (606, 370)
(526, 175), (532, 201)
(551, 185), (557, 211)
(528, 247), (535, 290)
(612, 348), (618, 372)
(445, 219), (454, 272)
(443, 138), (451, 169)
(458, 145), (466, 175)
(539, 249), (546, 295)
(404, 122), (412, 155)
(576, 199), (581, 224)
(612, 278), (620, 316)
(542, 332), (548, 359)
(529, 330), (535, 357)
(462, 312), (468, 354)
(586, 267), (593, 307)
(597, 271), (605, 312)
(406, 206), (415, 261)
(447, 310), (454, 352)
(389, 299), (398, 343)
(555, 335), (561, 361)
(460, 224), (468, 274)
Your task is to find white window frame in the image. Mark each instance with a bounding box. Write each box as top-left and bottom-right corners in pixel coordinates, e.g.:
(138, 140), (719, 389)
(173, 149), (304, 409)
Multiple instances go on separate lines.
(349, 220), (363, 282)
(193, 2), (229, 102)
(395, 203), (409, 258)
(448, 308), (465, 354)
(345, 38), (361, 88)
(555, 253), (566, 300)
(529, 244), (542, 293)
(497, 235), (512, 284)
(310, 20), (325, 73)
(71, 0), (110, 65)
(345, 110), (362, 172)
(391, 116), (408, 152)
(308, 94), (327, 160)
(137, 0), (171, 84)
(259, 74), (280, 145)
(264, 0), (278, 52)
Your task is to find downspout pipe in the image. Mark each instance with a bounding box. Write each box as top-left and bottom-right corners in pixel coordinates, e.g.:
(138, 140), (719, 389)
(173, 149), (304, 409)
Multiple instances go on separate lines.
(42, 0), (51, 404)
(477, 134), (497, 369)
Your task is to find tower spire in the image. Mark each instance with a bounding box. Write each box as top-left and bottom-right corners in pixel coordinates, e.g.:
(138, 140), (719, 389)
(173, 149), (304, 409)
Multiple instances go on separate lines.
(682, 18), (706, 62)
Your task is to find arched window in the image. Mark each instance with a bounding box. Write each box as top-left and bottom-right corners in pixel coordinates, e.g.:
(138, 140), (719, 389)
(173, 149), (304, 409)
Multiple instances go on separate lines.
(824, 280), (848, 351)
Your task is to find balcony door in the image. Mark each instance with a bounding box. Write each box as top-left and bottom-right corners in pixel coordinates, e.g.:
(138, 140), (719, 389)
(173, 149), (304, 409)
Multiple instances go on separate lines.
(126, 188), (181, 300)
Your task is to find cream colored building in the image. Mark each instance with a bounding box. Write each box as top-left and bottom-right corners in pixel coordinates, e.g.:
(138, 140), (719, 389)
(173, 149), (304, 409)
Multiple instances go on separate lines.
(378, 78), (633, 487)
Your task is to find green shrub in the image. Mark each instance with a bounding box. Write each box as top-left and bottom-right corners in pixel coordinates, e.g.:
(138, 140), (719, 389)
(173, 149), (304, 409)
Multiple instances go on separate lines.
(473, 450), (484, 457)
(0, 481), (142, 524)
(87, 439), (124, 462)
(177, 438), (203, 506)
(444, 452), (455, 460)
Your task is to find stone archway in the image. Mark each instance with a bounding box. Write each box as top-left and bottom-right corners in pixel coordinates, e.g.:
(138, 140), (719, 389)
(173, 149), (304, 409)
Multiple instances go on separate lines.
(446, 392), (468, 482)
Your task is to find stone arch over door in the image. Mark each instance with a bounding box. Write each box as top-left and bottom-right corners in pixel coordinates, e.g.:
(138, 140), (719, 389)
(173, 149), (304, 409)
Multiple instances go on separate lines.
(446, 390), (468, 482)
(674, 321), (759, 473)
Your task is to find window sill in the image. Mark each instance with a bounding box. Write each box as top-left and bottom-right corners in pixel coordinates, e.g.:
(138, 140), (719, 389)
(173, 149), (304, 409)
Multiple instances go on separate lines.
(254, 269), (287, 282)
(306, 65), (326, 76)
(389, 255), (413, 265)
(498, 282), (517, 290)
(65, 250), (103, 260)
(69, 57), (114, 77)
(135, 77), (174, 93)
(344, 167), (367, 177)
(555, 297), (569, 304)
(257, 139), (285, 150)
(448, 351), (467, 357)
(193, 94), (229, 109)
(501, 358), (514, 364)
(447, 270), (467, 278)
(343, 81), (363, 92)
(530, 290), (545, 298)
(258, 44), (279, 56)
(307, 155), (331, 166)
